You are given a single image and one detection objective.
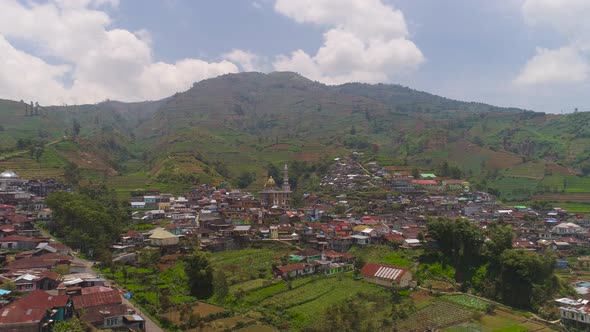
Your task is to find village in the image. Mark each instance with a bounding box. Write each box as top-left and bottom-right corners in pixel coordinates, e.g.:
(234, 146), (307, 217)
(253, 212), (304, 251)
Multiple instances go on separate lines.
(1, 154), (590, 331)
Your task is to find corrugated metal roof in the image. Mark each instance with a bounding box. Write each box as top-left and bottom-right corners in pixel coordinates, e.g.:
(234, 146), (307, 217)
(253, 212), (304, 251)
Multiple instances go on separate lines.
(360, 263), (409, 282)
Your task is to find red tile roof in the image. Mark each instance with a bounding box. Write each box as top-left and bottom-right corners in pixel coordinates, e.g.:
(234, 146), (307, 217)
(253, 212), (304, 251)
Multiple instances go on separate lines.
(360, 263), (409, 282)
(0, 235), (44, 243)
(412, 180), (438, 185)
(275, 263), (305, 274)
(0, 290), (69, 324)
(72, 288), (121, 309)
(3, 253), (72, 271)
(81, 303), (130, 324)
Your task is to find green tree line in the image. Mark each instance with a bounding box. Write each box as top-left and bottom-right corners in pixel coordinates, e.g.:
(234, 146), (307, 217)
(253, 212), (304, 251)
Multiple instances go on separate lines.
(427, 218), (569, 314)
(46, 184), (128, 261)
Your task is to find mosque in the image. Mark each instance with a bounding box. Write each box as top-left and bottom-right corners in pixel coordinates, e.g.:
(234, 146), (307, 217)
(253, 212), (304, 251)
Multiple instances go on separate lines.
(259, 164), (292, 209)
(0, 170), (25, 191)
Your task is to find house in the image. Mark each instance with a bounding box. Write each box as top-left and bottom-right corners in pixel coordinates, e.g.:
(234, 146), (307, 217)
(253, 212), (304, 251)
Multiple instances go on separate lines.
(411, 179), (439, 190)
(33, 242), (71, 256)
(556, 297), (590, 330)
(360, 262), (413, 288)
(72, 286), (145, 331)
(0, 235), (44, 250)
(402, 239), (422, 249)
(130, 202), (146, 209)
(442, 180), (469, 191)
(14, 271), (60, 292)
(274, 263), (306, 278)
(553, 223), (584, 235)
(351, 234), (370, 245)
(0, 290), (73, 332)
(2, 253), (73, 272)
(146, 210), (165, 220)
(148, 229), (179, 247)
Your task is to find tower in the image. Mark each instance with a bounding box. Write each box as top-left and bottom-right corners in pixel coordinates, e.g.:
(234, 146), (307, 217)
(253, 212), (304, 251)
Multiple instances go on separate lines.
(282, 164), (290, 192)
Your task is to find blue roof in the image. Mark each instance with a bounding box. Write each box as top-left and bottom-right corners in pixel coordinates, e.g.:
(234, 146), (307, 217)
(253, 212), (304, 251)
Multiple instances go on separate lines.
(0, 289), (11, 295)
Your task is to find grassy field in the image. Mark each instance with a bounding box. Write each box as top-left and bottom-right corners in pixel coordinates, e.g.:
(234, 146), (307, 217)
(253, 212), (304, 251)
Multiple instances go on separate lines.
(556, 202), (590, 213)
(348, 244), (417, 267)
(504, 161), (545, 180)
(444, 309), (550, 332)
(564, 176), (590, 193)
(210, 244), (296, 285)
(401, 296), (553, 332)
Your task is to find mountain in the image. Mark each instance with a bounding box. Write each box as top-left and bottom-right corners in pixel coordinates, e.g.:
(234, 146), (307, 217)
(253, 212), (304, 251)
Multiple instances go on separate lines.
(1, 71), (590, 202)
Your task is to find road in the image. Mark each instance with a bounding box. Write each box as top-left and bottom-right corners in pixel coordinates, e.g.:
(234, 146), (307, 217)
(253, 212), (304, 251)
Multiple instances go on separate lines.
(72, 255), (165, 332)
(38, 228), (165, 332)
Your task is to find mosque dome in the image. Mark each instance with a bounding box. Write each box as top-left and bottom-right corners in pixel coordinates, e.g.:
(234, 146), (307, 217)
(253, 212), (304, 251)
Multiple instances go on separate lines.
(0, 170), (18, 179)
(265, 176), (276, 187)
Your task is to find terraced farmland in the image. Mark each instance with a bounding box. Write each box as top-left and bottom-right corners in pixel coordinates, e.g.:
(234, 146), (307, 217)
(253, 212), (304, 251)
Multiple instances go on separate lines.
(397, 301), (474, 331)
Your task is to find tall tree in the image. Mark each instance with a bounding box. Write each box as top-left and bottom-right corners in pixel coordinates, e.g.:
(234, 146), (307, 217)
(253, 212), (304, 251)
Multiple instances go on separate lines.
(184, 250), (214, 299)
(72, 118), (81, 138)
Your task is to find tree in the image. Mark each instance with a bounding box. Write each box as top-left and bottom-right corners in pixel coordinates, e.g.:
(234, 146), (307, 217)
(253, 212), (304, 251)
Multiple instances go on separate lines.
(411, 168), (420, 179)
(52, 317), (86, 332)
(484, 223), (513, 259)
(46, 186), (126, 257)
(236, 171), (256, 188)
(72, 118), (81, 138)
(354, 256), (366, 277)
(350, 125), (356, 135)
(427, 218), (484, 280)
(214, 270), (229, 302)
(64, 162), (81, 186)
(184, 250), (214, 299)
(29, 142), (44, 162)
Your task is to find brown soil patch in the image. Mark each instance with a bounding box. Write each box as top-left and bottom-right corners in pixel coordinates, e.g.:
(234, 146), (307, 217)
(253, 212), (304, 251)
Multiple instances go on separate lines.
(546, 163), (578, 176)
(533, 193), (590, 202)
(161, 302), (225, 324)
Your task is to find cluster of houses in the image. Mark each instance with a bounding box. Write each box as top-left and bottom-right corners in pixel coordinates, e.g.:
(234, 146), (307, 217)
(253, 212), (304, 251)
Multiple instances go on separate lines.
(0, 171), (145, 331)
(5, 157), (590, 330)
(0, 234), (146, 331)
(319, 157), (471, 194)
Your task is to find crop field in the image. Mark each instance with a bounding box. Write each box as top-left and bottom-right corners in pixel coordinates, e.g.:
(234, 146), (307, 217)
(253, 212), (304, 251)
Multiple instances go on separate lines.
(491, 176), (540, 201)
(161, 302), (226, 324)
(285, 275), (386, 329)
(556, 202), (590, 213)
(444, 309), (550, 332)
(348, 245), (416, 267)
(397, 301), (474, 331)
(210, 245), (296, 284)
(504, 161), (545, 180)
(440, 294), (489, 311)
(533, 193), (590, 203)
(564, 176), (590, 193)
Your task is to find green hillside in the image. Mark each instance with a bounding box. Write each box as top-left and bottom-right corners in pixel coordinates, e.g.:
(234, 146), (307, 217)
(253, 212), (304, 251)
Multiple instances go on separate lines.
(2, 72), (590, 201)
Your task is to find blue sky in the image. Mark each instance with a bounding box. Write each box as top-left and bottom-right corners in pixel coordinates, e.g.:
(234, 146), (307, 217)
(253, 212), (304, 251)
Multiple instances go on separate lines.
(1, 0), (589, 113)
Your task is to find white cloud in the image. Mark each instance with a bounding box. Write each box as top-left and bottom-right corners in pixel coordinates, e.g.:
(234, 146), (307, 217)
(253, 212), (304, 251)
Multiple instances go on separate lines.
(0, 35), (70, 104)
(223, 49), (265, 72)
(272, 0), (424, 84)
(516, 0), (590, 86)
(0, 0), (238, 104)
(515, 46), (590, 85)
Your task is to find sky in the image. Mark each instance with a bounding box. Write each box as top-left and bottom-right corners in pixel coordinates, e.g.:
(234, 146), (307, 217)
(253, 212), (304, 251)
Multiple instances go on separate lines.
(1, 0), (589, 113)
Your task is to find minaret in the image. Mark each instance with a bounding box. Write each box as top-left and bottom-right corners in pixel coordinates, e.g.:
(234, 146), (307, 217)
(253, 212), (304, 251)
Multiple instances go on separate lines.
(283, 163), (291, 192)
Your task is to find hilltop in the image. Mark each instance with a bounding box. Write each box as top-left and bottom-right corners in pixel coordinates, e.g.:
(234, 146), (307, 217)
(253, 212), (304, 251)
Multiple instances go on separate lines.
(1, 71), (590, 202)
